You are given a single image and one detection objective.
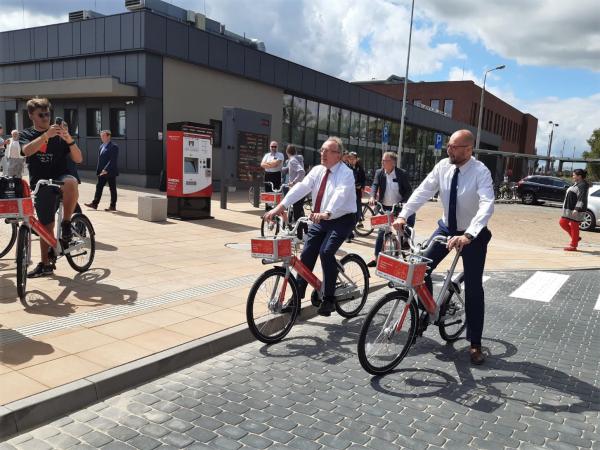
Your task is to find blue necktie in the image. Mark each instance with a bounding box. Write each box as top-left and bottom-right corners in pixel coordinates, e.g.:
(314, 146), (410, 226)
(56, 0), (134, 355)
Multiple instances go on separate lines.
(448, 167), (459, 234)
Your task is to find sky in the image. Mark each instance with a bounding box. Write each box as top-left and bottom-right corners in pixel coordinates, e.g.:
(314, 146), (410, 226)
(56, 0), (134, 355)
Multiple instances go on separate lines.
(2, 0), (599, 160)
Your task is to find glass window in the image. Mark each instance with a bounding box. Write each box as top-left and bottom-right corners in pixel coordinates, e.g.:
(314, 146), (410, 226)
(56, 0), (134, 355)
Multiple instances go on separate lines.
(591, 189), (600, 198)
(350, 112), (360, 140)
(64, 108), (79, 136)
(86, 108), (101, 136)
(22, 110), (32, 129)
(317, 103), (329, 133)
(367, 116), (379, 142)
(305, 100), (318, 129)
(5, 110), (17, 133)
(339, 109), (351, 138)
(329, 106), (340, 135)
(292, 97), (306, 128)
(390, 121), (400, 147)
(359, 114), (367, 141)
(283, 94), (293, 124)
(444, 99), (454, 117)
(110, 108), (126, 137)
(430, 99), (440, 111)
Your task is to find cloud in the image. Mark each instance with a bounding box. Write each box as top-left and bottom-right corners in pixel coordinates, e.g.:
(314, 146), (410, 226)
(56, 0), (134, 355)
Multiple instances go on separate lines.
(418, 0), (600, 72)
(524, 93), (600, 158)
(0, 9), (64, 32)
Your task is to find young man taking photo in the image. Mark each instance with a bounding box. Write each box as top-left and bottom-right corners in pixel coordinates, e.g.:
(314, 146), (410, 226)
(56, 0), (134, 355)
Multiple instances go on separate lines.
(20, 97), (83, 278)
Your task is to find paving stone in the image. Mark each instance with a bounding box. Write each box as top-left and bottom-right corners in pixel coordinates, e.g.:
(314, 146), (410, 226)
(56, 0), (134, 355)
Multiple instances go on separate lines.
(139, 424), (170, 439)
(216, 424), (248, 440)
(63, 422), (93, 438)
(210, 436), (242, 450)
(161, 431), (194, 448)
(186, 426), (218, 443)
(107, 425), (139, 441)
(16, 439), (52, 450)
(45, 433), (81, 448)
(81, 431), (113, 447)
(317, 434), (352, 450)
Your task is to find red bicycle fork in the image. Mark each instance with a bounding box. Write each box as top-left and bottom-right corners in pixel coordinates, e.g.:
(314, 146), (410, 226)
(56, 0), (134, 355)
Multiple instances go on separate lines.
(276, 256), (322, 306)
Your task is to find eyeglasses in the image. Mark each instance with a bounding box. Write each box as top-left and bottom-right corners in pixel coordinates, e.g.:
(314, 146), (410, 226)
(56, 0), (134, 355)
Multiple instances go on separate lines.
(37, 112), (50, 118)
(320, 148), (340, 154)
(447, 143), (471, 150)
(382, 159), (394, 162)
(270, 146), (277, 149)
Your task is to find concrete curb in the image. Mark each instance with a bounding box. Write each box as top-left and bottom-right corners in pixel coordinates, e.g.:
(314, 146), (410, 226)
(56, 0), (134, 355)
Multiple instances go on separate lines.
(0, 302), (322, 440)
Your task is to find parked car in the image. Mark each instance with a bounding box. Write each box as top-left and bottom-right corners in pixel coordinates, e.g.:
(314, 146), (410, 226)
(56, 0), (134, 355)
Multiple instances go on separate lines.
(580, 185), (600, 231)
(517, 175), (570, 205)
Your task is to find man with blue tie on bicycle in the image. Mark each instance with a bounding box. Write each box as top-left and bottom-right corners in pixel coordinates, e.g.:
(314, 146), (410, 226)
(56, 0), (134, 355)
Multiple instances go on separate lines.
(393, 129), (494, 365)
(264, 137), (356, 317)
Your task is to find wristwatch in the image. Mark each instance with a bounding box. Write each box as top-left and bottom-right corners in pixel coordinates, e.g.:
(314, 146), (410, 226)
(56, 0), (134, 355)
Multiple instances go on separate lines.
(464, 233), (475, 241)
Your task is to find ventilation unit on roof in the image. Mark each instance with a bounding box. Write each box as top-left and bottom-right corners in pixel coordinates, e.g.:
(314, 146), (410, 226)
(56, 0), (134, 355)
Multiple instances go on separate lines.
(125, 0), (189, 23)
(68, 10), (105, 22)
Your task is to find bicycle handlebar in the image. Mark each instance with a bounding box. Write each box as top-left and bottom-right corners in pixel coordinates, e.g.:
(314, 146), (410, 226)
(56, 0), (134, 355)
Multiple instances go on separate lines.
(31, 179), (65, 196)
(398, 225), (449, 254)
(264, 182), (290, 194)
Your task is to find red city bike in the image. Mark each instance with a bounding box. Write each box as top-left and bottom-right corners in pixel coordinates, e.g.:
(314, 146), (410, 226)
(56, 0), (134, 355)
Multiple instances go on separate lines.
(357, 225), (466, 375)
(247, 217), (369, 344)
(0, 178), (96, 307)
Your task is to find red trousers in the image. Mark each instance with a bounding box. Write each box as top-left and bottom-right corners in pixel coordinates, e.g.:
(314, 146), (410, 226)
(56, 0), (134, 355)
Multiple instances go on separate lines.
(559, 217), (580, 248)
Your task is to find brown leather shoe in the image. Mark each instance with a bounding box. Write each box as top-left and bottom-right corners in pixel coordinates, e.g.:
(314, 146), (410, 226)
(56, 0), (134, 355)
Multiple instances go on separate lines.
(470, 346), (485, 365)
(84, 202), (97, 210)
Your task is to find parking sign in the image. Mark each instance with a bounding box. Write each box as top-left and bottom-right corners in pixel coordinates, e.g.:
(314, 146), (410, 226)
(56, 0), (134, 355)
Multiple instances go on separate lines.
(434, 133), (443, 150)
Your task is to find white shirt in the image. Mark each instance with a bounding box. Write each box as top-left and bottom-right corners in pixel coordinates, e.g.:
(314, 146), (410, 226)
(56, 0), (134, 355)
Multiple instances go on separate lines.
(262, 151), (284, 173)
(282, 162), (357, 219)
(382, 170), (402, 206)
(7, 140), (23, 159)
(399, 157), (494, 237)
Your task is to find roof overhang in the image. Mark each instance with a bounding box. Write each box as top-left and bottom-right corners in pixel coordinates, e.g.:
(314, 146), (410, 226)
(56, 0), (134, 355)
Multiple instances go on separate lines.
(0, 77), (138, 99)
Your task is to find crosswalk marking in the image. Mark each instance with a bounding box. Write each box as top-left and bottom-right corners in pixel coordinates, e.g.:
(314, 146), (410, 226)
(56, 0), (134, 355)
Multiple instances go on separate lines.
(595, 293), (600, 311)
(509, 271), (569, 303)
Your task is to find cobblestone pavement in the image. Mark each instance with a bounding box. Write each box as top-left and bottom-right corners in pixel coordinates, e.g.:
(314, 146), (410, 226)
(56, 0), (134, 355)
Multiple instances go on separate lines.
(2, 269), (600, 449)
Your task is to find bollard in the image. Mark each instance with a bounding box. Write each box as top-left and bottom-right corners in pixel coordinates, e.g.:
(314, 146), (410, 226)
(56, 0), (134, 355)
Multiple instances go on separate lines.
(253, 176), (260, 208)
(220, 180), (227, 209)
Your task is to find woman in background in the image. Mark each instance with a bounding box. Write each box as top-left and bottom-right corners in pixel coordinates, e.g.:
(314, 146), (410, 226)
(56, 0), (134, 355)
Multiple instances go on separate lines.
(559, 168), (588, 251)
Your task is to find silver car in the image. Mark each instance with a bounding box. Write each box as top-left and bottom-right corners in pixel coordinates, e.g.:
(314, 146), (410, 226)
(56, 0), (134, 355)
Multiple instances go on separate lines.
(580, 185), (600, 231)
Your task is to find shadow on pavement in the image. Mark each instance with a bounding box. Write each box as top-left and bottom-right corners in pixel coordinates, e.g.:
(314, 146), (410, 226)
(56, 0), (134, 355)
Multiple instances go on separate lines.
(95, 241), (118, 252)
(0, 329), (54, 367)
(188, 218), (258, 233)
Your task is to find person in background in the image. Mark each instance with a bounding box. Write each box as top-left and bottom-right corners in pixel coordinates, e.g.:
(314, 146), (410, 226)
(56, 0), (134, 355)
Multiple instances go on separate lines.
(346, 152), (365, 242)
(261, 140), (283, 191)
(367, 151), (415, 266)
(281, 145), (306, 223)
(559, 168), (588, 251)
(85, 130), (119, 211)
(4, 130), (25, 177)
(0, 124), (5, 174)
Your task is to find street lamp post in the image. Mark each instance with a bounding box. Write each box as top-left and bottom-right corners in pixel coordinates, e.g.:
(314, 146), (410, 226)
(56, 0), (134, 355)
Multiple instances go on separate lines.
(545, 121), (559, 174)
(397, 0), (415, 169)
(475, 64), (506, 152)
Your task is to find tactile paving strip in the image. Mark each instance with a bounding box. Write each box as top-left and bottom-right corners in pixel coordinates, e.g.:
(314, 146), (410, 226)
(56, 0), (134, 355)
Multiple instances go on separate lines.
(0, 274), (257, 345)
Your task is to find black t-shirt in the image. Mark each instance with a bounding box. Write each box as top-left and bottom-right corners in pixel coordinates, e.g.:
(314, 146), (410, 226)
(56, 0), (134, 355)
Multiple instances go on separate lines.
(19, 127), (71, 187)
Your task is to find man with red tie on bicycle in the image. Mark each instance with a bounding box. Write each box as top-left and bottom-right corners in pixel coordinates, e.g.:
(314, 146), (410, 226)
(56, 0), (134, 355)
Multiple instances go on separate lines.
(393, 129), (494, 365)
(263, 137), (357, 317)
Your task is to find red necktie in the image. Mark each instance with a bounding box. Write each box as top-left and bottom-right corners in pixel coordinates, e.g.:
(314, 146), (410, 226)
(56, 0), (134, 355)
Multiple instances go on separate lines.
(313, 169), (331, 213)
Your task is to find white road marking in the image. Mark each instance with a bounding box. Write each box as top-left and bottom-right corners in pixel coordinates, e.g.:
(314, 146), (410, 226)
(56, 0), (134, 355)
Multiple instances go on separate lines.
(509, 271), (569, 303)
(594, 293), (600, 311)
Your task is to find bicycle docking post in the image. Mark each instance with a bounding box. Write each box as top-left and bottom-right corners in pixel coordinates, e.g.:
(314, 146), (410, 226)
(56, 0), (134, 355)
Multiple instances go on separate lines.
(253, 174), (260, 208)
(220, 180), (227, 209)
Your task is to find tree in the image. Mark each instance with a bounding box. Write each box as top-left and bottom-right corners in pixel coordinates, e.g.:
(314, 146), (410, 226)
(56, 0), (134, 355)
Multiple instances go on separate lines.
(582, 128), (600, 180)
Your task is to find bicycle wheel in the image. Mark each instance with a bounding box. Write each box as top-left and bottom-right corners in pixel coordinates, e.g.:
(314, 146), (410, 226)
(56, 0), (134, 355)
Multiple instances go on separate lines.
(335, 254), (369, 318)
(438, 274), (466, 342)
(16, 225), (30, 305)
(355, 204), (375, 237)
(0, 220), (18, 258)
(65, 214), (95, 272)
(246, 267), (301, 344)
(260, 216), (280, 237)
(357, 290), (417, 375)
(383, 231), (400, 257)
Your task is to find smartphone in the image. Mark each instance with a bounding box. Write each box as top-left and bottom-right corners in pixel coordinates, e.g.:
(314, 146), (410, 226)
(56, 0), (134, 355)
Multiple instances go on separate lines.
(54, 117), (63, 126)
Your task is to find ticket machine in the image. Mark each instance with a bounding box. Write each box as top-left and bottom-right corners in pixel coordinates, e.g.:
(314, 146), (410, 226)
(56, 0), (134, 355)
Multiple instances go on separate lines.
(166, 122), (213, 219)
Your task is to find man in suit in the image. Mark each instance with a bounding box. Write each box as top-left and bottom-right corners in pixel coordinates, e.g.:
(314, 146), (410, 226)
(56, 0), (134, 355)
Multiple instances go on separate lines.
(367, 151), (415, 267)
(85, 130), (119, 211)
(264, 137), (356, 317)
(393, 129), (495, 365)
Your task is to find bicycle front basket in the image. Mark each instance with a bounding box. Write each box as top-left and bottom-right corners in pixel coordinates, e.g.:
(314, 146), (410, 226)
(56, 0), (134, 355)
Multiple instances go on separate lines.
(0, 178), (33, 219)
(250, 236), (293, 261)
(370, 214), (392, 228)
(259, 192), (282, 206)
(375, 252), (431, 287)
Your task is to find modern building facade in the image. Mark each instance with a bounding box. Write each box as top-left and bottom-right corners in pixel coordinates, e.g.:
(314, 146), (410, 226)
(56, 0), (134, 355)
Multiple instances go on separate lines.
(355, 76), (538, 173)
(1, 1), (507, 188)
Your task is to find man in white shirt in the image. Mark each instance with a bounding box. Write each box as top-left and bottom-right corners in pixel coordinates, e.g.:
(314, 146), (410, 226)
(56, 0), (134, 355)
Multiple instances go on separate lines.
(393, 129), (494, 365)
(264, 137), (357, 317)
(261, 140), (284, 193)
